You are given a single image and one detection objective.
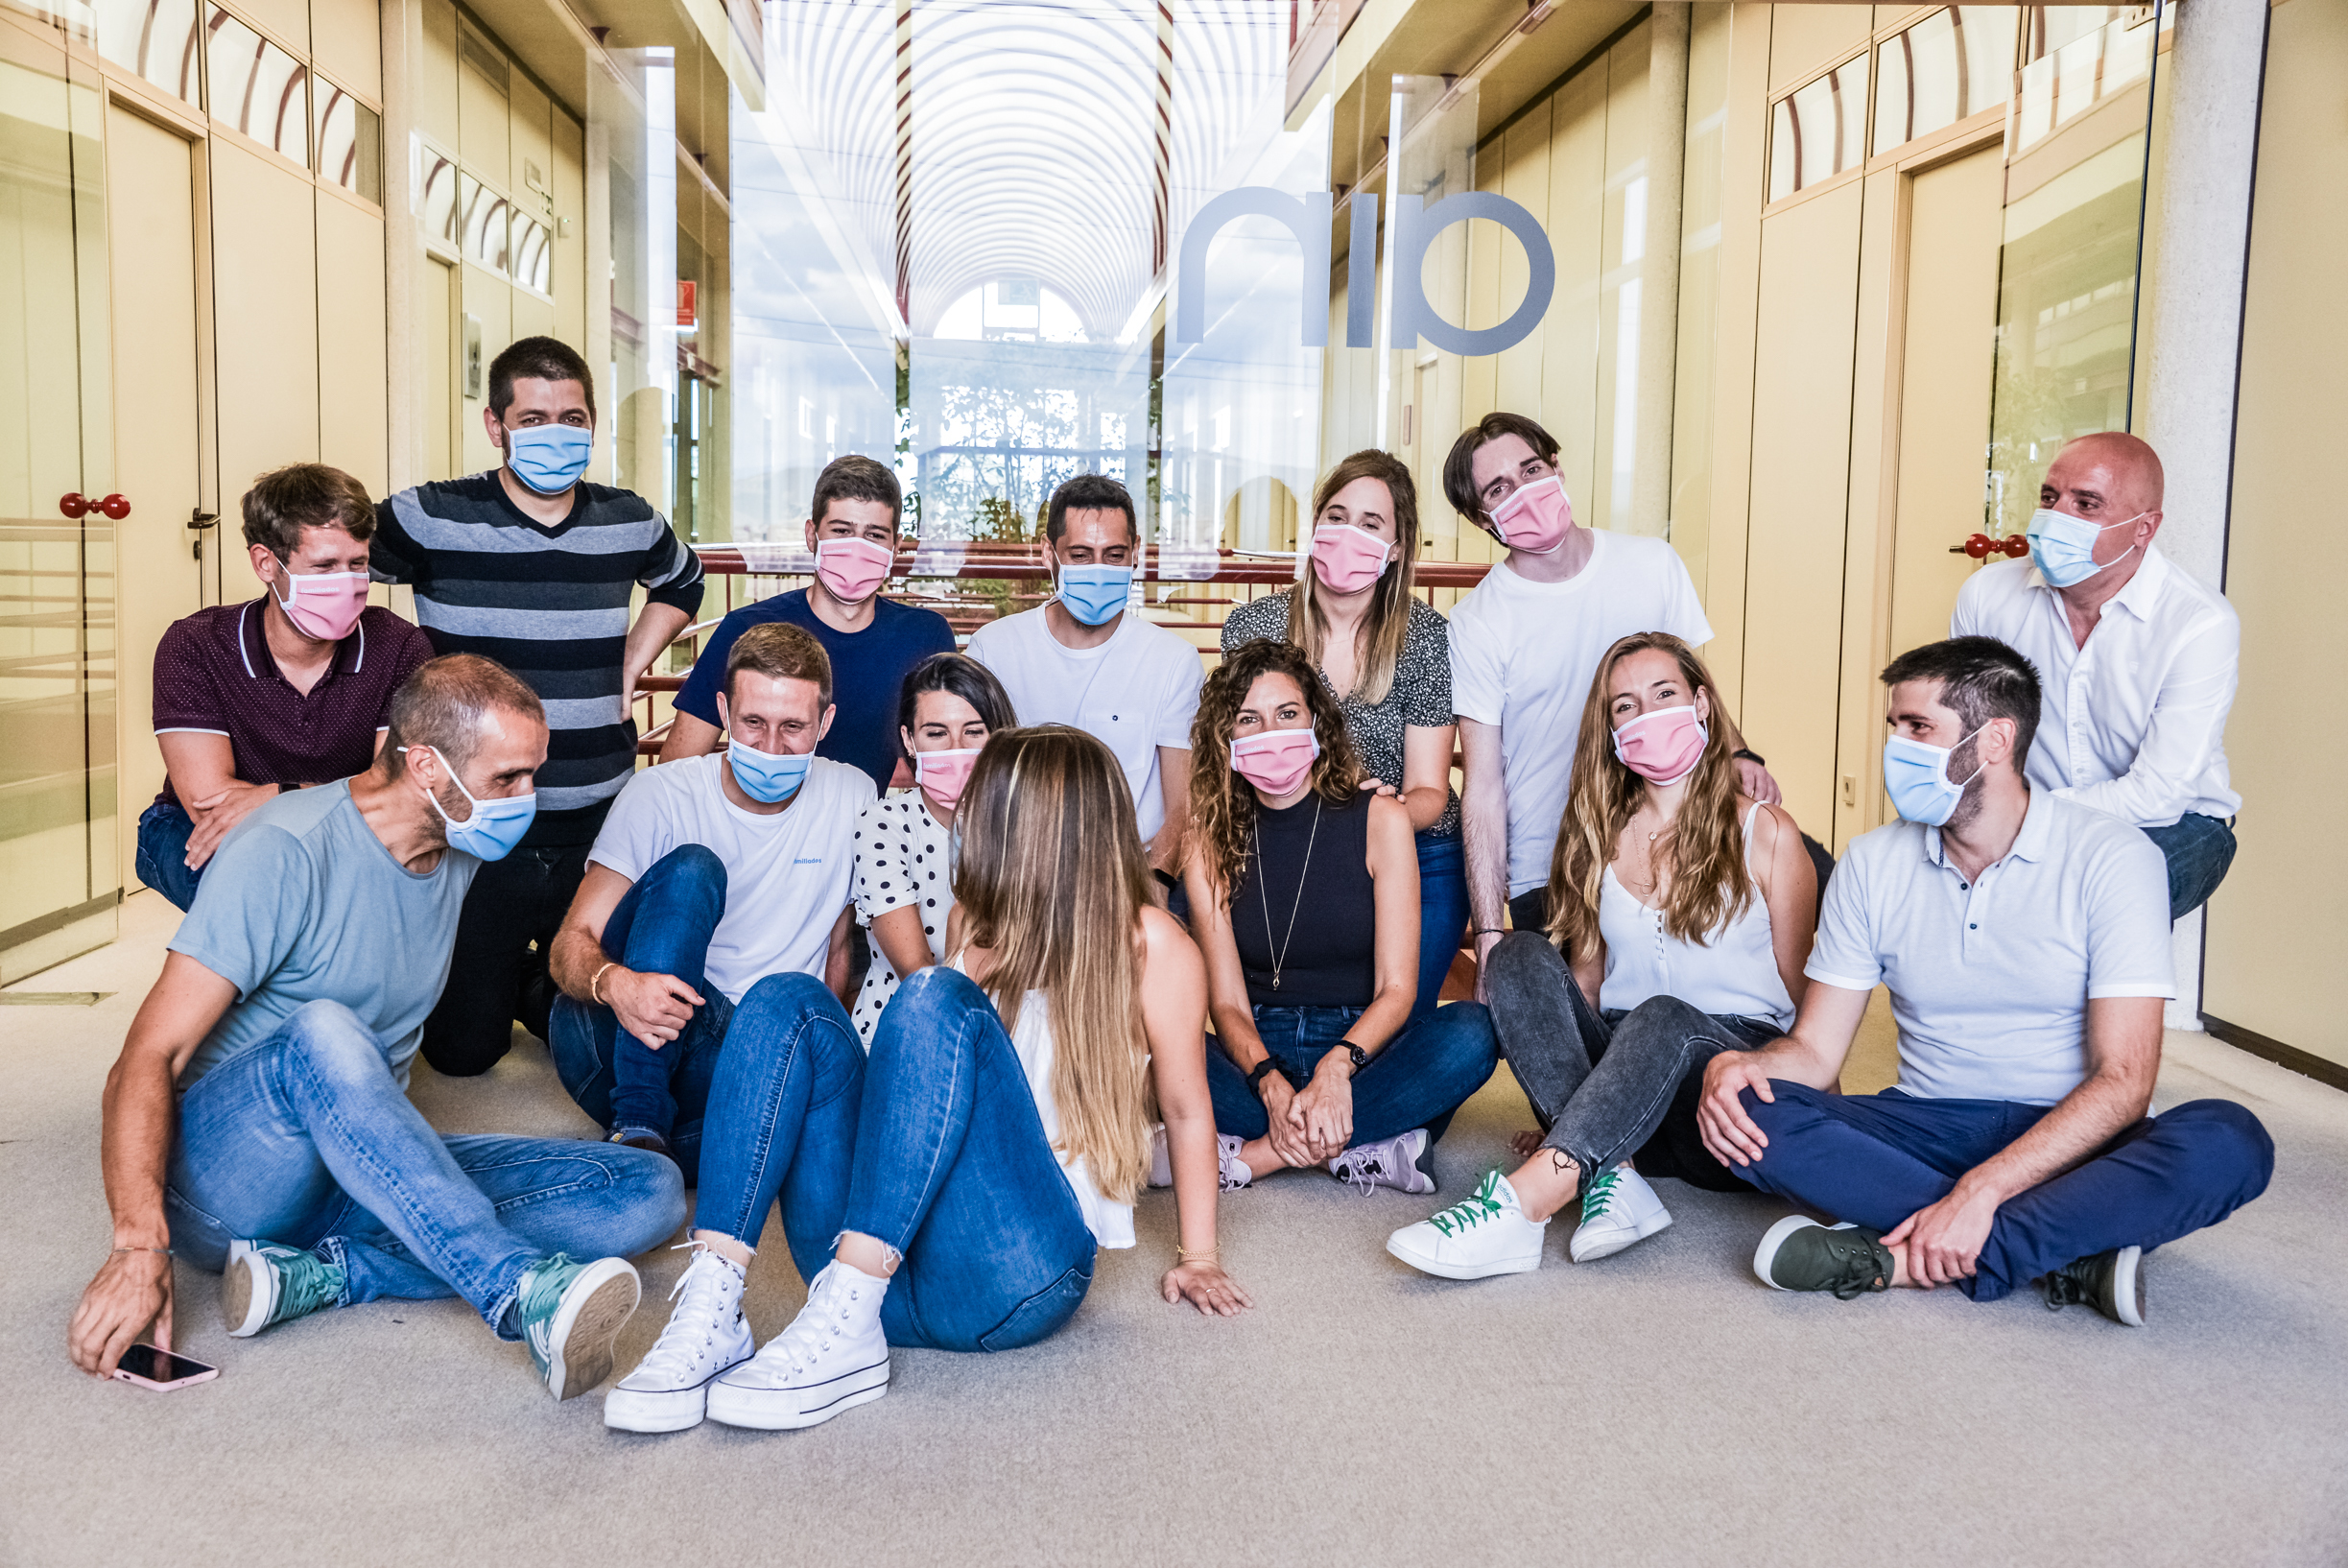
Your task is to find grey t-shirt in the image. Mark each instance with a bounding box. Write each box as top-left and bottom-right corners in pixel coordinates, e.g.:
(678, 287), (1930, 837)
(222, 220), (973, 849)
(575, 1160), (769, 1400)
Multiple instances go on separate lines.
(168, 780), (478, 1089)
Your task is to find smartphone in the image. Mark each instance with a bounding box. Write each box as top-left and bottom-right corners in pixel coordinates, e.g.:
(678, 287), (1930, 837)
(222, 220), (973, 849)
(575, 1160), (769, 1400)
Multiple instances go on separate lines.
(111, 1343), (219, 1391)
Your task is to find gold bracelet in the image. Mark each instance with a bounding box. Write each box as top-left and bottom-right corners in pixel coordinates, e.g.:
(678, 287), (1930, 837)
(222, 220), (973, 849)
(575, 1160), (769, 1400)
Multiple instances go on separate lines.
(1174, 1246), (1219, 1267)
(112, 1247), (173, 1257)
(591, 962), (615, 1007)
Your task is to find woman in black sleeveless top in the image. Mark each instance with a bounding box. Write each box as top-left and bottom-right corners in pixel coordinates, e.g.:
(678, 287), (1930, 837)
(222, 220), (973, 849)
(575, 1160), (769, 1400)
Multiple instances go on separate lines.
(1175, 641), (1498, 1195)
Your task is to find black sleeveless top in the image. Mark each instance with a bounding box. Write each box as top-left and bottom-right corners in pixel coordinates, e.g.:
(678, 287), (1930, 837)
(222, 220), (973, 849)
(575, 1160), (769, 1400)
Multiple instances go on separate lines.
(1229, 790), (1377, 1008)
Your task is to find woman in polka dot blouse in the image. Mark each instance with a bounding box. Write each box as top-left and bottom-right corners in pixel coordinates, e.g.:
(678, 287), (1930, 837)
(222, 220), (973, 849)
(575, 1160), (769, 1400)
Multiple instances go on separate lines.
(850, 653), (1020, 1043)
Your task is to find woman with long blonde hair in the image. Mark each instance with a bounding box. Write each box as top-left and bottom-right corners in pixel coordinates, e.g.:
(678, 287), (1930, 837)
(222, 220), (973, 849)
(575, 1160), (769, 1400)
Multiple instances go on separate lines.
(1387, 633), (1816, 1280)
(1179, 639), (1498, 1196)
(607, 725), (1246, 1437)
(1220, 450), (1466, 1022)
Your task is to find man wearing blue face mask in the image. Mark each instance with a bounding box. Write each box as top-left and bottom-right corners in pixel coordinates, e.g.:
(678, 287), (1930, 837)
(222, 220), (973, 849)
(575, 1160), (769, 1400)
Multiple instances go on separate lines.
(370, 336), (706, 1081)
(544, 624), (874, 1160)
(1693, 636), (2271, 1326)
(1952, 432), (2241, 918)
(965, 473), (1202, 894)
(65, 654), (685, 1400)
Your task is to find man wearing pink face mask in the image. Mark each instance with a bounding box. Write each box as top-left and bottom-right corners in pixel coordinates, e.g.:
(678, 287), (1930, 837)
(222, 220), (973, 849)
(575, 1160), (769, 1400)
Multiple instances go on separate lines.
(665, 455), (955, 796)
(1441, 414), (1782, 986)
(141, 464), (433, 912)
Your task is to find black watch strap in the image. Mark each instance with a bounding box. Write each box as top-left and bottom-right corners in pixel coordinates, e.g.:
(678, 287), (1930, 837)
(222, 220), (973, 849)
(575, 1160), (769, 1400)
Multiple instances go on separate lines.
(1246, 1057), (1280, 1094)
(1336, 1041), (1369, 1070)
(1732, 747), (1767, 766)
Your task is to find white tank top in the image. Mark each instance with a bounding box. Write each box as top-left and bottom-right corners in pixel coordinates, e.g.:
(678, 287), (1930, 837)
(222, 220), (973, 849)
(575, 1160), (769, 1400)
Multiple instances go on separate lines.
(953, 960), (1136, 1250)
(1597, 802), (1796, 1030)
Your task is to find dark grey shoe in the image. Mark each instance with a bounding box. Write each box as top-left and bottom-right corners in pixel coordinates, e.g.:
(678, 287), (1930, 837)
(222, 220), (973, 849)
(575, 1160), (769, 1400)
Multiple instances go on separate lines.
(1753, 1216), (1894, 1299)
(2042, 1247), (2146, 1327)
(607, 1128), (673, 1157)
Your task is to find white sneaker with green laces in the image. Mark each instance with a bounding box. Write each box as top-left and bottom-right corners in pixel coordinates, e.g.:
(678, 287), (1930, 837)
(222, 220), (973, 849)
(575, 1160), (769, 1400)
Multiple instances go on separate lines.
(1567, 1162), (1673, 1263)
(1385, 1170), (1548, 1279)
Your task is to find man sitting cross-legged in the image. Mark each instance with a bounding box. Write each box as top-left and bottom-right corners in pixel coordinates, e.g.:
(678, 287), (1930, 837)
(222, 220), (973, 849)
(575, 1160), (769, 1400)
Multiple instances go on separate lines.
(1697, 635), (2272, 1325)
(66, 654), (684, 1399)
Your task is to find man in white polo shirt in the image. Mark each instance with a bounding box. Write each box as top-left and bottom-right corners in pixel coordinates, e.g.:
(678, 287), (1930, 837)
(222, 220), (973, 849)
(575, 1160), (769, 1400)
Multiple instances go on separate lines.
(966, 472), (1200, 895)
(1697, 636), (2271, 1325)
(1441, 413), (1783, 965)
(1952, 431), (2240, 917)
(545, 623), (874, 1162)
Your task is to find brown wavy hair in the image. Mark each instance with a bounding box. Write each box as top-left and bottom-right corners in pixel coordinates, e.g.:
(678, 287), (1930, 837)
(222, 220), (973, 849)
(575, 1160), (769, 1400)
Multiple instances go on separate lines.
(952, 725), (1153, 1203)
(1188, 639), (1360, 899)
(1546, 632), (1753, 955)
(1286, 449), (1420, 704)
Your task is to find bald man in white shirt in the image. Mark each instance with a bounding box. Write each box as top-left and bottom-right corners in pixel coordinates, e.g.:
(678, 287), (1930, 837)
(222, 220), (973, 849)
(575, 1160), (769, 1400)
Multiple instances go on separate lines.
(1952, 432), (2240, 918)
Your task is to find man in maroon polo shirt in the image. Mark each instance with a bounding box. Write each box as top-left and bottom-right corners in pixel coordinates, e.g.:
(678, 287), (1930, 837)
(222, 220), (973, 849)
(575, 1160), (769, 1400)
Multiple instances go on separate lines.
(138, 464), (434, 911)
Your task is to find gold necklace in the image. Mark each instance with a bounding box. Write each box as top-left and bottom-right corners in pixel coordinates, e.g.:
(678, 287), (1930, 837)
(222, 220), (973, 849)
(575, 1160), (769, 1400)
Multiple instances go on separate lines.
(1252, 796), (1322, 993)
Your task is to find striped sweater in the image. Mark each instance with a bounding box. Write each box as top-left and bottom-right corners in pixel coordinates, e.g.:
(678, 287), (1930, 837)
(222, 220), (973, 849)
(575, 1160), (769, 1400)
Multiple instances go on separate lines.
(371, 471), (704, 845)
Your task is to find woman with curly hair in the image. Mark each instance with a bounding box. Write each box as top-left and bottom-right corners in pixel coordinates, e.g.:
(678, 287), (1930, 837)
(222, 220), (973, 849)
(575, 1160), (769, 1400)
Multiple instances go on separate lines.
(1386, 632), (1816, 1279)
(1173, 639), (1498, 1197)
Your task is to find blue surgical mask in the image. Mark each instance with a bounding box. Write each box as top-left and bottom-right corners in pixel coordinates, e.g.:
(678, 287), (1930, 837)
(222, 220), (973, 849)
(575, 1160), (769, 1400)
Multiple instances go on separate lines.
(504, 422), (594, 495)
(2025, 507), (2143, 589)
(1055, 563), (1132, 627)
(404, 748), (536, 860)
(1882, 727), (1986, 827)
(728, 743), (812, 804)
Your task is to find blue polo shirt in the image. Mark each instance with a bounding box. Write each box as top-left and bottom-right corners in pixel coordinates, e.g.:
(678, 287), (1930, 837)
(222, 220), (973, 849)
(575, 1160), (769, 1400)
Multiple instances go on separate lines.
(673, 590), (956, 793)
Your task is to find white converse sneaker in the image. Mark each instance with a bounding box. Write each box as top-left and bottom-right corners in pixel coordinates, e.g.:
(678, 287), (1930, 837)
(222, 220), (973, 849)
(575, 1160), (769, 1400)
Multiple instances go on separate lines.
(1329, 1128), (1435, 1195)
(604, 1246), (755, 1433)
(1149, 1124), (1253, 1190)
(1386, 1169), (1548, 1279)
(705, 1262), (891, 1432)
(1567, 1163), (1674, 1264)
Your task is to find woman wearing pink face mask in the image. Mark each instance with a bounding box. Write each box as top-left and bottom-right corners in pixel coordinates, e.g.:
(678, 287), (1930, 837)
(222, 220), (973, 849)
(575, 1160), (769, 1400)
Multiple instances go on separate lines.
(1174, 640), (1498, 1198)
(1220, 450), (1466, 1029)
(1386, 634), (1819, 1281)
(847, 653), (1019, 1047)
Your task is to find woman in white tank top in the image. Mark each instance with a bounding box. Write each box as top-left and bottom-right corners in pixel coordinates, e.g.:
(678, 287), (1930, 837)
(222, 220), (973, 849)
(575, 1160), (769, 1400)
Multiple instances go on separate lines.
(1387, 634), (1819, 1283)
(605, 725), (1251, 1437)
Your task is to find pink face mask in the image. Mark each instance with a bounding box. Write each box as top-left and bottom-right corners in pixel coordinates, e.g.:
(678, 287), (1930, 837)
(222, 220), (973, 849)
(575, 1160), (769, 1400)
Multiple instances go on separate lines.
(1309, 520), (1394, 595)
(914, 746), (982, 809)
(1612, 704), (1709, 786)
(270, 568), (369, 643)
(1486, 474), (1576, 555)
(815, 536), (893, 603)
(1231, 727), (1320, 798)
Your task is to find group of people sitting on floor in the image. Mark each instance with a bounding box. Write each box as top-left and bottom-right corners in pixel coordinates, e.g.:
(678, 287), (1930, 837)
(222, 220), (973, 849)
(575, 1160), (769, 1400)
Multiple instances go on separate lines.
(66, 335), (2274, 1433)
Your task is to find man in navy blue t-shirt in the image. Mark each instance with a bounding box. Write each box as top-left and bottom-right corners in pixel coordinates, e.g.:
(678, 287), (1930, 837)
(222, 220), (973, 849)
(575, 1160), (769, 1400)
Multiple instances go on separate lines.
(663, 456), (954, 791)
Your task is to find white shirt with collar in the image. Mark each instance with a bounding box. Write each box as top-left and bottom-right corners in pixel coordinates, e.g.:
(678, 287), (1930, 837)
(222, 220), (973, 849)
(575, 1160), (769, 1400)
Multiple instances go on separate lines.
(1806, 788), (2174, 1105)
(1950, 543), (2241, 827)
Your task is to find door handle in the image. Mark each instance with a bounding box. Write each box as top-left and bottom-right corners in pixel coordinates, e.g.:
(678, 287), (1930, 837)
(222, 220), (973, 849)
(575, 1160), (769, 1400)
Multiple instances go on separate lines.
(59, 492), (89, 517)
(98, 493), (131, 520)
(188, 509), (219, 530)
(1950, 534), (2028, 559)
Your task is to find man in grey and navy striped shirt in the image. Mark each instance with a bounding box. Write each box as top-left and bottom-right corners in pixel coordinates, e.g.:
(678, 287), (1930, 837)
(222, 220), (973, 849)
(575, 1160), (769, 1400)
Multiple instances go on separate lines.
(371, 335), (703, 1078)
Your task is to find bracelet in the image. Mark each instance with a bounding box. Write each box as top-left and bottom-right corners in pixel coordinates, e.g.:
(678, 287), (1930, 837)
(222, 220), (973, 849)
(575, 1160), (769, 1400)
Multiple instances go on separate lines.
(1473, 926), (1506, 937)
(591, 962), (616, 1007)
(1174, 1246), (1219, 1266)
(112, 1247), (173, 1257)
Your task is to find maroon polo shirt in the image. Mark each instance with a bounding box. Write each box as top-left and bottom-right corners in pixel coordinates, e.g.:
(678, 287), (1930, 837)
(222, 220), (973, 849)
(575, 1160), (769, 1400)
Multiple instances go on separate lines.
(150, 599), (435, 810)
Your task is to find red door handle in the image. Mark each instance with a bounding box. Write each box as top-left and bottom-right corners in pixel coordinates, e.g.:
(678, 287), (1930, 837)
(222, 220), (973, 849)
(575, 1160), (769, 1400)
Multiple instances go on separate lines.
(98, 493), (131, 519)
(59, 491), (88, 518)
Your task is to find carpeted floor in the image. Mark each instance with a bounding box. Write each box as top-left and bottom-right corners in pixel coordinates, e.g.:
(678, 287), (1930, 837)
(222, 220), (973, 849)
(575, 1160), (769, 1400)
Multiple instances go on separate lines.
(4, 891), (2344, 1567)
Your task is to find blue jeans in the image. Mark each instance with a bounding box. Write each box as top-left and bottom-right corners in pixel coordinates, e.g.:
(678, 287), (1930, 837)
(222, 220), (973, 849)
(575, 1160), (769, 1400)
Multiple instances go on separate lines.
(164, 999), (684, 1337)
(134, 800), (204, 913)
(1739, 1083), (2273, 1301)
(2142, 813), (2236, 919)
(1205, 999), (1499, 1149)
(1413, 831), (1470, 1025)
(549, 845), (737, 1158)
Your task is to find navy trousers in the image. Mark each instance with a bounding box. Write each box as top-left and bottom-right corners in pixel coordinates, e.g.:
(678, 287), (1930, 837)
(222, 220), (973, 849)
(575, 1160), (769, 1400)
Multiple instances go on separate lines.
(1738, 1083), (2273, 1301)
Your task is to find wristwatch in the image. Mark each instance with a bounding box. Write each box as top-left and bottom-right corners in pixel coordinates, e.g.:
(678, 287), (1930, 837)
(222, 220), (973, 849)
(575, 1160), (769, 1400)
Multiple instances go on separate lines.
(1332, 1041), (1369, 1071)
(1246, 1057), (1281, 1095)
(1732, 747), (1767, 766)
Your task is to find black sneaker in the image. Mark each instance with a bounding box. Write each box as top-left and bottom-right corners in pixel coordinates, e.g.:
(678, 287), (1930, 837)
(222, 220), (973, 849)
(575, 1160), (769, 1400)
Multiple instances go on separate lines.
(1753, 1216), (1895, 1299)
(2041, 1247), (2146, 1327)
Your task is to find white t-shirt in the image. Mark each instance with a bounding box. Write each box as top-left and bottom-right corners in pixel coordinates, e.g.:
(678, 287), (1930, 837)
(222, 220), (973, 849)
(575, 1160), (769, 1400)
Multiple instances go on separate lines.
(850, 791), (956, 1045)
(1805, 788), (2174, 1105)
(966, 606), (1203, 843)
(1450, 532), (1714, 896)
(585, 753), (875, 1004)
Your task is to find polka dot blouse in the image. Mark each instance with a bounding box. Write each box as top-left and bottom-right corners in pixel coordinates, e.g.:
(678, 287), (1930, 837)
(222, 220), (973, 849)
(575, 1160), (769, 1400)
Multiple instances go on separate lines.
(850, 792), (958, 1045)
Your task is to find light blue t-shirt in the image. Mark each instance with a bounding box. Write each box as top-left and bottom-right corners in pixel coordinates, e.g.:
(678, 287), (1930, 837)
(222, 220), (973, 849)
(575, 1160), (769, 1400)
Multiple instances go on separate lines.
(168, 781), (478, 1089)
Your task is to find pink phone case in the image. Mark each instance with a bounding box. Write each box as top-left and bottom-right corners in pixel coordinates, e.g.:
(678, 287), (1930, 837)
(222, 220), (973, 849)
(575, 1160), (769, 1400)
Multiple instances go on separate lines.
(111, 1352), (219, 1392)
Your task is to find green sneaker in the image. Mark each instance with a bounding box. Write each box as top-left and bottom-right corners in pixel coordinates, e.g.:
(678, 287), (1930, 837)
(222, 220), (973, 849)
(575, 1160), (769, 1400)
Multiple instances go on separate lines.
(1753, 1216), (1895, 1299)
(514, 1253), (642, 1400)
(222, 1240), (346, 1338)
(2041, 1247), (2146, 1327)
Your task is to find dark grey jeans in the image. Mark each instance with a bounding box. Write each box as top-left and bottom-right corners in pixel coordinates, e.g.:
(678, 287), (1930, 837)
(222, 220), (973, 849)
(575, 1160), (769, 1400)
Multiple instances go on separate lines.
(1484, 932), (1777, 1195)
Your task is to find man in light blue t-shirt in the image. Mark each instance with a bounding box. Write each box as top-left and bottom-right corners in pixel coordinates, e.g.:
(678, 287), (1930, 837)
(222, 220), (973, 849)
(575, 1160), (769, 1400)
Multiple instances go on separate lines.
(65, 654), (681, 1401)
